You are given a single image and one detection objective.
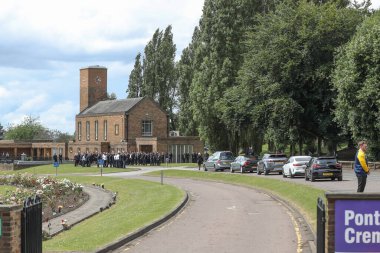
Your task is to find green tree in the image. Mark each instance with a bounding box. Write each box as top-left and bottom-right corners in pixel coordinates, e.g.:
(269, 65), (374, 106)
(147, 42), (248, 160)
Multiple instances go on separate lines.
(177, 27), (200, 136)
(238, 0), (364, 154)
(137, 26), (177, 130)
(189, 0), (264, 152)
(5, 116), (48, 140)
(127, 53), (143, 98)
(332, 11), (380, 159)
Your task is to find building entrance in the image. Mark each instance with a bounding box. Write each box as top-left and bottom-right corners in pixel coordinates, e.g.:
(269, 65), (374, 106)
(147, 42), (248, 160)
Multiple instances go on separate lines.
(140, 145), (153, 153)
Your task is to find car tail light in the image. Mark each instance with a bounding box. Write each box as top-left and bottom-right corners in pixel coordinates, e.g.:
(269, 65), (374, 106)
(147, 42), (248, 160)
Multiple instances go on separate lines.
(293, 163), (302, 166)
(336, 163), (342, 169)
(243, 161), (249, 166)
(312, 164), (321, 169)
(216, 160), (221, 164)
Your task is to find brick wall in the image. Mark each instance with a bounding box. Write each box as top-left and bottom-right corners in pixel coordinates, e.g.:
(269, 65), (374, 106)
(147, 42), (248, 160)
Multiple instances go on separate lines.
(128, 98), (168, 140)
(76, 114), (125, 144)
(80, 67), (107, 113)
(0, 205), (23, 253)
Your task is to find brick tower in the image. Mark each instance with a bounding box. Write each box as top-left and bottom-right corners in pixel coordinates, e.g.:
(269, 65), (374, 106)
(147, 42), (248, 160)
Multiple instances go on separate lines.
(79, 65), (107, 112)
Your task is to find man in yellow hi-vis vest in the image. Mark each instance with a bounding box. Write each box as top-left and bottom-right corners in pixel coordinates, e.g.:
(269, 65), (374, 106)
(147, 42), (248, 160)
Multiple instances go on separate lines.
(354, 140), (370, 192)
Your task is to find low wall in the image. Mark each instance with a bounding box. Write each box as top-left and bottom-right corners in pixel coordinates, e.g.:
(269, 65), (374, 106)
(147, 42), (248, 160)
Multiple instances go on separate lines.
(340, 161), (380, 170)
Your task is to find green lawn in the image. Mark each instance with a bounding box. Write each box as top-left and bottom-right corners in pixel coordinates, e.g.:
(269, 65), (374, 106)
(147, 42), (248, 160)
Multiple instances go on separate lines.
(43, 176), (184, 252)
(146, 170), (324, 229)
(1, 164), (138, 175)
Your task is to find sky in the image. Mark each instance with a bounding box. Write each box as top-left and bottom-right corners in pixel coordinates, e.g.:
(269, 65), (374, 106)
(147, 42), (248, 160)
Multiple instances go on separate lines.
(0, 0), (379, 135)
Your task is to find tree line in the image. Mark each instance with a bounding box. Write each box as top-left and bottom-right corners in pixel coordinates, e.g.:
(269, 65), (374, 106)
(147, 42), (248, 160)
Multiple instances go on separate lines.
(127, 0), (380, 159)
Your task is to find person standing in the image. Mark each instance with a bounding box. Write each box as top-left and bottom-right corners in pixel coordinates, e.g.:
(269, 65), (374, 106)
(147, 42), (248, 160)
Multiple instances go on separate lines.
(354, 140), (370, 192)
(197, 153), (204, 170)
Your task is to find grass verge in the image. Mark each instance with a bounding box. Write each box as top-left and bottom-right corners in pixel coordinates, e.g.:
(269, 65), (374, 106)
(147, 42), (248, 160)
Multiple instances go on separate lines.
(43, 176), (184, 252)
(0, 164), (138, 175)
(146, 169), (325, 230)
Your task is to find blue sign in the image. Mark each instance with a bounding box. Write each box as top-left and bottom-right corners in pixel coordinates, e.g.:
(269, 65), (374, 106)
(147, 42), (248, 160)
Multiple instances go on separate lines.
(98, 159), (104, 166)
(53, 162), (59, 167)
(335, 200), (380, 252)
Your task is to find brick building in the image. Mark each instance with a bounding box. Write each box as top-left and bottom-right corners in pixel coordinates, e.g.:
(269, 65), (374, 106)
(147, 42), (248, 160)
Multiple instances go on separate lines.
(68, 65), (203, 161)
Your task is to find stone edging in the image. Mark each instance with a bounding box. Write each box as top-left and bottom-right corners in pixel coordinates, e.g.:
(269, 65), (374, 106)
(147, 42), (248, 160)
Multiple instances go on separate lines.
(43, 185), (116, 237)
(95, 191), (189, 253)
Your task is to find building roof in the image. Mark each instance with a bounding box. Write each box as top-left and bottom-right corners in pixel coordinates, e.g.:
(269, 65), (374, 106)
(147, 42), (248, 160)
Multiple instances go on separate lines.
(78, 97), (145, 116)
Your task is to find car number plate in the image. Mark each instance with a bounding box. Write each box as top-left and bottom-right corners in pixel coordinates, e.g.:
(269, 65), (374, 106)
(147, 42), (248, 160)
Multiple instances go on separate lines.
(275, 162), (284, 164)
(323, 173), (333, 176)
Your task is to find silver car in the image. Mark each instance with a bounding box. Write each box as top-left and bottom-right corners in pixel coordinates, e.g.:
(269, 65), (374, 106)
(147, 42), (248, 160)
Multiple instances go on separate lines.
(203, 151), (234, 172)
(257, 153), (287, 175)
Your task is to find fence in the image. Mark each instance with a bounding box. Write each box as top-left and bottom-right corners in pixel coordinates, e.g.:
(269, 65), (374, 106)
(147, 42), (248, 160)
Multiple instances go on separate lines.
(21, 196), (42, 253)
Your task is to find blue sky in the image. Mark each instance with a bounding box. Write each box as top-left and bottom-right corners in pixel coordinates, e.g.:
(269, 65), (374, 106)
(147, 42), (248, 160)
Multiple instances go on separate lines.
(0, 0), (378, 134)
(0, 0), (205, 134)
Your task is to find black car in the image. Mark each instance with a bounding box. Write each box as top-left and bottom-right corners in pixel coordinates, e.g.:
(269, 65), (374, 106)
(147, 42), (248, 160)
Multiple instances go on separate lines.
(305, 156), (342, 182)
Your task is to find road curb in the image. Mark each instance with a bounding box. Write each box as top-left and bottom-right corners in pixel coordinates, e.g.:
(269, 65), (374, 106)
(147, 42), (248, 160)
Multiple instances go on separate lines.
(95, 191), (189, 253)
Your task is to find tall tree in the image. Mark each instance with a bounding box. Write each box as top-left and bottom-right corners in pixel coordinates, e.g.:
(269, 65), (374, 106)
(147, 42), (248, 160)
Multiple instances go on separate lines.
(177, 27), (201, 136)
(189, 0), (265, 151)
(332, 11), (380, 159)
(127, 53), (143, 98)
(130, 26), (177, 130)
(238, 0), (364, 154)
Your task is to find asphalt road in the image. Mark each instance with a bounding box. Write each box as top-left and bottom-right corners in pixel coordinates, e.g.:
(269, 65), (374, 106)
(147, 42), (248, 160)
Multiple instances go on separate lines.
(103, 166), (379, 253)
(249, 167), (380, 193)
(111, 177), (303, 253)
(104, 167), (322, 253)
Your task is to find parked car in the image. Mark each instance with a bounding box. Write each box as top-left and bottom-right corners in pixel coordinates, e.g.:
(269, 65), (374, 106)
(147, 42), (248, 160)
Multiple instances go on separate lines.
(257, 153), (287, 175)
(203, 151), (234, 172)
(305, 156), (342, 182)
(282, 156), (311, 178)
(230, 155), (258, 173)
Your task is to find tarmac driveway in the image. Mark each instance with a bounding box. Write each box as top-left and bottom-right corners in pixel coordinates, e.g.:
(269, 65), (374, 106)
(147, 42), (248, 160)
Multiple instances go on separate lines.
(110, 176), (313, 253)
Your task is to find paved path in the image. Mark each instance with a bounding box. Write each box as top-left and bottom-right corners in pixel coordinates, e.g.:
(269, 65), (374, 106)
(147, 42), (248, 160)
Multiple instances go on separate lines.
(108, 176), (313, 253)
(42, 185), (115, 236)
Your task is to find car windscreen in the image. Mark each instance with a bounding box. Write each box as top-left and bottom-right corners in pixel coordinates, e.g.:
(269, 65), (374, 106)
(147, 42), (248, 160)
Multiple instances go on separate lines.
(317, 159), (337, 165)
(220, 152), (234, 160)
(295, 157), (311, 162)
(269, 154), (287, 158)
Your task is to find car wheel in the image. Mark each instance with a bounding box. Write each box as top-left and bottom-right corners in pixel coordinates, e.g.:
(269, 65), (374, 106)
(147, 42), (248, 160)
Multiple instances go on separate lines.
(257, 169), (262, 175)
(250, 170), (253, 173)
(240, 166), (244, 174)
(290, 169), (294, 178)
(282, 170), (286, 178)
(338, 176), (342, 181)
(331, 177), (335, 181)
(231, 168), (234, 173)
(264, 166), (269, 175)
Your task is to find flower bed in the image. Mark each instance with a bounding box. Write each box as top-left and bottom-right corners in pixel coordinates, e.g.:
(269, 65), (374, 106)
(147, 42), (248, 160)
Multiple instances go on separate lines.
(0, 173), (88, 221)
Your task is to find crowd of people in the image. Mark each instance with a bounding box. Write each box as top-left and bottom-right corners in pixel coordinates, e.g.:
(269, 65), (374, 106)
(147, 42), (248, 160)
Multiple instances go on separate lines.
(73, 151), (207, 168)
